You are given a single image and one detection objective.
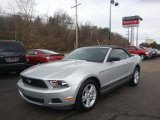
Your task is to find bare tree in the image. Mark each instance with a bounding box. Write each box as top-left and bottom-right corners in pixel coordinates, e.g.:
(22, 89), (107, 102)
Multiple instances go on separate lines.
(15, 0), (36, 18)
(15, 0), (36, 48)
(0, 6), (129, 52)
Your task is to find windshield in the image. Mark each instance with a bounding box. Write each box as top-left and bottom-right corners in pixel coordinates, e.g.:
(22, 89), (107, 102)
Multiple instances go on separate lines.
(0, 41), (26, 52)
(64, 47), (109, 63)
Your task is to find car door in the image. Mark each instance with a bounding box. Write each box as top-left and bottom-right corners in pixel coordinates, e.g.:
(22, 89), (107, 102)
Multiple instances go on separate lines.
(100, 48), (132, 88)
(129, 46), (139, 55)
(27, 50), (38, 64)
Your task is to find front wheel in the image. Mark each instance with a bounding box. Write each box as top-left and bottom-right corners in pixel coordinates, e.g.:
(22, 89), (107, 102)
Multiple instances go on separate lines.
(75, 80), (98, 111)
(130, 67), (140, 86)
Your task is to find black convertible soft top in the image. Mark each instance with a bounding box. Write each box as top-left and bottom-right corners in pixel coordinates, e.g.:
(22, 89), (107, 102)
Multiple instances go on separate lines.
(87, 45), (132, 57)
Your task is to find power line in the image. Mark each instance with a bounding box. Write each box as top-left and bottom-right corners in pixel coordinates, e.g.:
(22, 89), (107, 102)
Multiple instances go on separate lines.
(117, 0), (145, 13)
(81, 1), (107, 18)
(80, 4), (107, 25)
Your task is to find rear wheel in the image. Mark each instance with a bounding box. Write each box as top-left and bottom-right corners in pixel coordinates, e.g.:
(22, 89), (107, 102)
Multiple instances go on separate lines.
(130, 67), (140, 86)
(75, 80), (98, 111)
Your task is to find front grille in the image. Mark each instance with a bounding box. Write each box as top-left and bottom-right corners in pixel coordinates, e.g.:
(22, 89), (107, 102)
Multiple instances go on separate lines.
(22, 76), (48, 88)
(52, 98), (62, 103)
(23, 94), (44, 103)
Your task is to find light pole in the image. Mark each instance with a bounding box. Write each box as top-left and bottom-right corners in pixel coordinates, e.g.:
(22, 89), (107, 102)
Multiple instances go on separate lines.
(109, 0), (119, 45)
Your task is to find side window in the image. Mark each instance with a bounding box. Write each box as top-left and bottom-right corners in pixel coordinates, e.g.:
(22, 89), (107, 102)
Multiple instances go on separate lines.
(108, 49), (129, 61)
(127, 46), (137, 50)
(28, 50), (37, 55)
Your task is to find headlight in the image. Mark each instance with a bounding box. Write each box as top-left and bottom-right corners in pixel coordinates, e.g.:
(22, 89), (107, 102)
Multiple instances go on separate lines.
(145, 52), (149, 54)
(49, 80), (69, 88)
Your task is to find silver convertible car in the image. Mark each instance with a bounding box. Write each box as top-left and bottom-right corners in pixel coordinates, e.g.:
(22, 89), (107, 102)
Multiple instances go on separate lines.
(17, 46), (141, 111)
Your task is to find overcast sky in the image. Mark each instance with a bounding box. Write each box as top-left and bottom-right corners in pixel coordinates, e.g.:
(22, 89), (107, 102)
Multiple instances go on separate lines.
(0, 0), (160, 44)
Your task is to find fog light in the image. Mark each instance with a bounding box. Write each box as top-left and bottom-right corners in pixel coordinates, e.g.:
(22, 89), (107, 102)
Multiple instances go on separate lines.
(52, 98), (62, 103)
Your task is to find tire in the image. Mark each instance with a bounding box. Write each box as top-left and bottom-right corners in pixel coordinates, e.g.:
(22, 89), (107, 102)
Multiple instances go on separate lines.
(130, 67), (140, 86)
(75, 79), (98, 111)
(140, 54), (145, 60)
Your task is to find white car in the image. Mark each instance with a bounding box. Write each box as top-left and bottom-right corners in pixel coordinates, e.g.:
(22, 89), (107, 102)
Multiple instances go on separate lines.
(17, 46), (141, 111)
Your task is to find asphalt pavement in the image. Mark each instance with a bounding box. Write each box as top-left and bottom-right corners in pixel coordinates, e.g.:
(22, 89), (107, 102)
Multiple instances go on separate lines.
(0, 58), (160, 120)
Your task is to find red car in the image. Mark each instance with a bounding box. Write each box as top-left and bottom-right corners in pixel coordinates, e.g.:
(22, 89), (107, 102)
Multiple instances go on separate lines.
(126, 46), (152, 60)
(26, 49), (64, 65)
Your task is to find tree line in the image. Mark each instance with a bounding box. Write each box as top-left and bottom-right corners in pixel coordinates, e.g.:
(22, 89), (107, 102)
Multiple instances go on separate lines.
(140, 41), (160, 49)
(0, 13), (128, 52)
(0, 0), (128, 52)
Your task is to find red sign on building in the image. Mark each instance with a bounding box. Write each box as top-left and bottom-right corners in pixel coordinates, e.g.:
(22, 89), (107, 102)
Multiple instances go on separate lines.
(123, 20), (139, 26)
(122, 16), (142, 27)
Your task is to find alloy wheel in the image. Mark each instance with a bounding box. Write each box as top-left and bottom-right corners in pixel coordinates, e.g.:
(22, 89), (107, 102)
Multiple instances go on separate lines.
(134, 70), (139, 84)
(82, 84), (97, 108)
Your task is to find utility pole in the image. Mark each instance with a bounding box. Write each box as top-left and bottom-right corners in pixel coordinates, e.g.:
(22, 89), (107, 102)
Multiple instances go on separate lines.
(109, 0), (119, 45)
(109, 3), (112, 45)
(71, 0), (81, 49)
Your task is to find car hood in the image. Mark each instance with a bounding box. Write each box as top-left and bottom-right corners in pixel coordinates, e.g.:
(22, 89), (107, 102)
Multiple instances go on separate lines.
(21, 59), (97, 80)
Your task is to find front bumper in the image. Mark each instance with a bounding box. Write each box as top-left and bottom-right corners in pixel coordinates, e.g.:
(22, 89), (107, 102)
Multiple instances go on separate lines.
(17, 80), (76, 108)
(146, 54), (152, 59)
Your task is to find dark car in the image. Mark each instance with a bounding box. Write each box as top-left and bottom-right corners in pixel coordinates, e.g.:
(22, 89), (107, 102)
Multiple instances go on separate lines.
(26, 49), (64, 65)
(147, 48), (158, 58)
(140, 46), (158, 58)
(126, 46), (152, 60)
(0, 40), (28, 72)
(154, 49), (160, 57)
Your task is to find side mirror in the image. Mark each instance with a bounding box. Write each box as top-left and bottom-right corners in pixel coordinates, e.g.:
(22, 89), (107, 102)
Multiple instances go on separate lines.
(108, 57), (121, 62)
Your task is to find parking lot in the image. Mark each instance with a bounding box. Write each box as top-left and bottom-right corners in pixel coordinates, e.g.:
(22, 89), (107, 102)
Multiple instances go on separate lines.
(0, 58), (160, 120)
